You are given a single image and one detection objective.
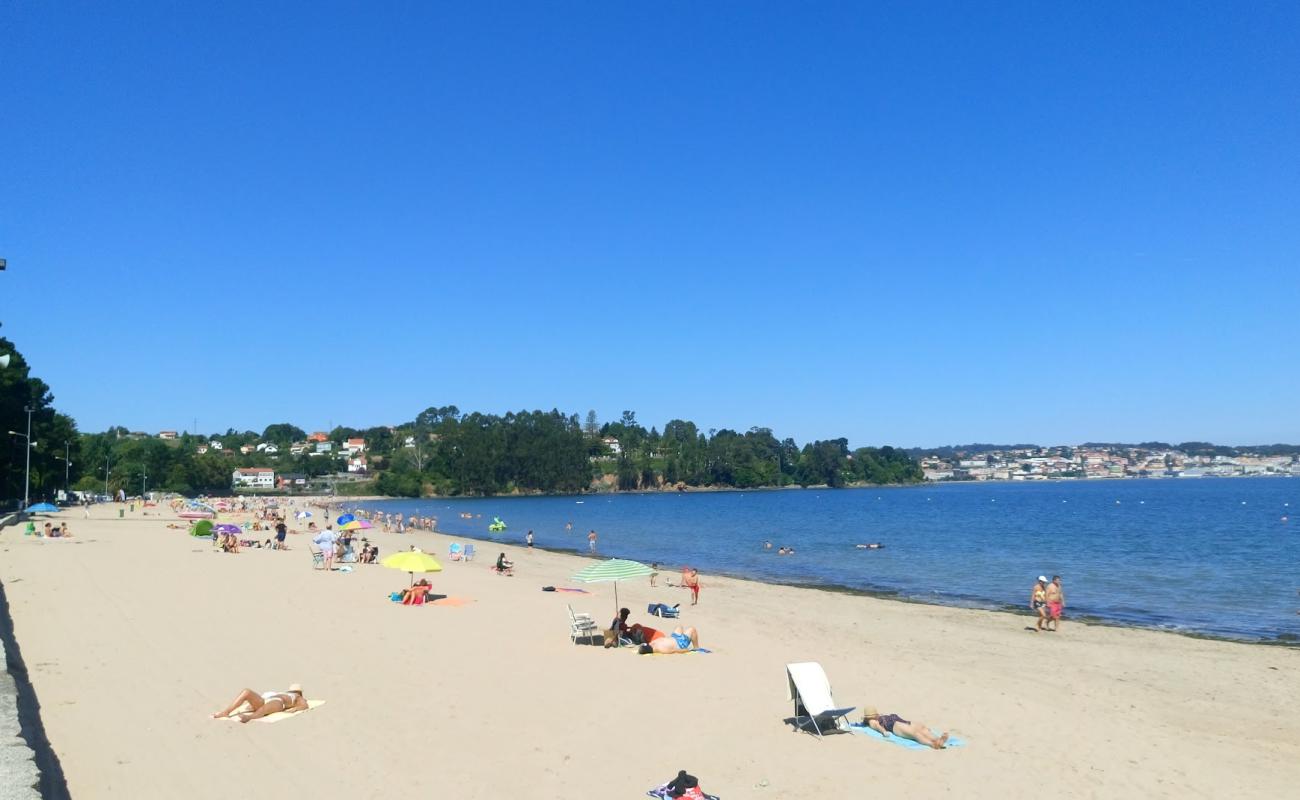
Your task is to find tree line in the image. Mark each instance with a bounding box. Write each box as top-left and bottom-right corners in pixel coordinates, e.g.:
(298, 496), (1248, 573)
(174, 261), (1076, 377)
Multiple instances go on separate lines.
(2, 338), (922, 503)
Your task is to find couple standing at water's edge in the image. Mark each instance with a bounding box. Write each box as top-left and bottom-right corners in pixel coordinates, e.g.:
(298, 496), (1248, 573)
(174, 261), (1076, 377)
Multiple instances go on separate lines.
(1031, 575), (1065, 632)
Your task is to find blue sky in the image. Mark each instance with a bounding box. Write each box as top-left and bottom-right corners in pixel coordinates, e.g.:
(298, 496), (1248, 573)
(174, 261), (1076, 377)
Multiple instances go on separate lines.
(2, 2), (1297, 447)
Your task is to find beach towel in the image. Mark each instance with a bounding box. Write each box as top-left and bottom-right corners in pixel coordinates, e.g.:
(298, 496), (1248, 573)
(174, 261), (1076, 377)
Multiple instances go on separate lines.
(651, 648), (712, 655)
(554, 587), (590, 594)
(847, 723), (965, 749)
(218, 700), (326, 724)
(430, 596), (473, 607)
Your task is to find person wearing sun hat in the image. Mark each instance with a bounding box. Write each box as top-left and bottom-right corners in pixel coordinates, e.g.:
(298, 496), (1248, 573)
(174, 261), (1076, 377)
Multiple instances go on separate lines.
(861, 705), (950, 749)
(211, 683), (308, 723)
(1031, 576), (1049, 631)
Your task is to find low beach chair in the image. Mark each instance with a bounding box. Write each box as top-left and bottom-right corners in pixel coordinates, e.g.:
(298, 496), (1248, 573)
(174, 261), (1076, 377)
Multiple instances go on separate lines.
(448, 542), (462, 561)
(309, 545), (324, 569)
(648, 603), (680, 618)
(568, 605), (599, 644)
(786, 662), (855, 739)
(462, 544), (476, 562)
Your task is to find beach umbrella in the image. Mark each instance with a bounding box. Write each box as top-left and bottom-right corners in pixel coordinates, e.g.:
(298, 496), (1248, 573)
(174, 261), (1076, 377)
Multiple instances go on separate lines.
(380, 551), (443, 585)
(295, 511), (312, 520)
(214, 523), (241, 535)
(337, 513), (355, 526)
(572, 558), (655, 617)
(341, 519), (372, 531)
(25, 502), (59, 513)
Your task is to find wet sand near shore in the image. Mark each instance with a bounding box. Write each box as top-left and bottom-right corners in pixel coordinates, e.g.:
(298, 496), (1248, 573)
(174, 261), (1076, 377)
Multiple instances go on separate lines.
(1, 503), (1297, 799)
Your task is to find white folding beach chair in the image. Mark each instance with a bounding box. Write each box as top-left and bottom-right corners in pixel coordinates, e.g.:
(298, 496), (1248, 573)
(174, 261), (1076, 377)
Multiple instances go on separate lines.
(568, 604), (599, 644)
(786, 662), (856, 739)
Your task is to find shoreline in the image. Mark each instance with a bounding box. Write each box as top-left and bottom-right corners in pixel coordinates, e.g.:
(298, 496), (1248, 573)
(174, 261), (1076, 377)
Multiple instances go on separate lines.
(433, 529), (1300, 647)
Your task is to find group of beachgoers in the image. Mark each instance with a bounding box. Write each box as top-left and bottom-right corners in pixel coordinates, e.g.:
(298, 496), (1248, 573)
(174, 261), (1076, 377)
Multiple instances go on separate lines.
(348, 508), (437, 534)
(1030, 575), (1066, 631)
(23, 520), (73, 538)
(606, 607), (701, 654)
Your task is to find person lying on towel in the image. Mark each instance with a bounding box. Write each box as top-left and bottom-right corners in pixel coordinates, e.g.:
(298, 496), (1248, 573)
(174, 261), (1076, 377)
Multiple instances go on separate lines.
(861, 706), (950, 749)
(211, 684), (308, 723)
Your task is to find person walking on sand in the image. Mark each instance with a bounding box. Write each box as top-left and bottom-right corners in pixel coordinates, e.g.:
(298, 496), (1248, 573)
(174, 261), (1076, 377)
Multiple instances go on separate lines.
(313, 526), (338, 571)
(684, 567), (700, 605)
(1030, 576), (1049, 631)
(1045, 575), (1065, 631)
(588, 530), (597, 552)
(649, 563), (660, 587)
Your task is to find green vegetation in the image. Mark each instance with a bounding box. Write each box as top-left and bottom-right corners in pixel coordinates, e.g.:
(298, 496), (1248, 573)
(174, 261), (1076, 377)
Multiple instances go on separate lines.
(2, 337), (922, 504)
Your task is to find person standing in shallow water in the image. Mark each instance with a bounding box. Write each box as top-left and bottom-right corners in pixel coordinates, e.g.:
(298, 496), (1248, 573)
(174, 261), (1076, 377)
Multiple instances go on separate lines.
(588, 530), (597, 552)
(525, 530), (534, 548)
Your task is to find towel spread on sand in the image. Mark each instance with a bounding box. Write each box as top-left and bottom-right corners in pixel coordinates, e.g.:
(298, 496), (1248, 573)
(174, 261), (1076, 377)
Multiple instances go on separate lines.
(651, 647), (712, 655)
(554, 588), (590, 593)
(218, 700), (326, 724)
(430, 596), (473, 607)
(848, 723), (965, 749)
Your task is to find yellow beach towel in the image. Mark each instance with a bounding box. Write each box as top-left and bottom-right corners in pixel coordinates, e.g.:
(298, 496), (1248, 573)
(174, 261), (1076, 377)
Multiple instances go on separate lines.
(218, 699), (326, 723)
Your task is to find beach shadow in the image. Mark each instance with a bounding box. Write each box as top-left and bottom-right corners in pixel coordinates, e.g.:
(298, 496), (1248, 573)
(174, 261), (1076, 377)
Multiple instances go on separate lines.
(782, 717), (853, 736)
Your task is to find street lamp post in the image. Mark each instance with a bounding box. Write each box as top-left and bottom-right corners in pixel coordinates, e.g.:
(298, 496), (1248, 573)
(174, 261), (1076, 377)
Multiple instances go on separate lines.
(104, 454), (112, 498)
(7, 405), (34, 510)
(57, 440), (72, 494)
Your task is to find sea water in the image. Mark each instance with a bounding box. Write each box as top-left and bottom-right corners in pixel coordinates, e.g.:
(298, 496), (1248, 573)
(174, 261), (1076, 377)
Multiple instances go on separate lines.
(354, 477), (1299, 642)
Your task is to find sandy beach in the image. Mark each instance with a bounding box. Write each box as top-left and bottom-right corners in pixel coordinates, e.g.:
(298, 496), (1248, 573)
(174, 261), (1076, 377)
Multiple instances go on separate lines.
(2, 501), (1298, 799)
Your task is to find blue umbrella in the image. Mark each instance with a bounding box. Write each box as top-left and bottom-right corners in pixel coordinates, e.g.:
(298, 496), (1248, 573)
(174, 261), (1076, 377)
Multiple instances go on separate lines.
(25, 502), (59, 513)
(337, 513), (355, 526)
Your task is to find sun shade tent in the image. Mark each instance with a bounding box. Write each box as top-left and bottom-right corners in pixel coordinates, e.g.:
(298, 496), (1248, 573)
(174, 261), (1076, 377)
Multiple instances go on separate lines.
(24, 502), (59, 513)
(786, 662), (856, 738)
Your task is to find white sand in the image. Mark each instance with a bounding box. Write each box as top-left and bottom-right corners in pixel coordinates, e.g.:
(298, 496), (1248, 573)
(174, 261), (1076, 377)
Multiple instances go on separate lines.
(1, 501), (1297, 799)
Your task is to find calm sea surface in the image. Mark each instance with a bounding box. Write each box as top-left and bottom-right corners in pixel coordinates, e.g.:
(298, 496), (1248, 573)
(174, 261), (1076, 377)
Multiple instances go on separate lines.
(352, 477), (1299, 641)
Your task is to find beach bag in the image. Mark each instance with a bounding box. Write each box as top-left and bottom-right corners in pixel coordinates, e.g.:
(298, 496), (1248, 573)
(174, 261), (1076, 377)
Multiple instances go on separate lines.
(542, 586), (556, 592)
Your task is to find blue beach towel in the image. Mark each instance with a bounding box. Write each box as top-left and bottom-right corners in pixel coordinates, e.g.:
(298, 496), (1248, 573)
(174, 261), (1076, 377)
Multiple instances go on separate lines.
(848, 723), (965, 749)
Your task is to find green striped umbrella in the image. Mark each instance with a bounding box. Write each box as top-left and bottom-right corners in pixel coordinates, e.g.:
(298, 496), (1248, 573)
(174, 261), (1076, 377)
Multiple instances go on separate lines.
(573, 558), (655, 617)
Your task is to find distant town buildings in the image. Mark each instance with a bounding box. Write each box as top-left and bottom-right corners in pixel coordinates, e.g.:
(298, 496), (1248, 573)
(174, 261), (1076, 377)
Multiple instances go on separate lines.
(921, 446), (1300, 482)
(158, 430), (178, 440)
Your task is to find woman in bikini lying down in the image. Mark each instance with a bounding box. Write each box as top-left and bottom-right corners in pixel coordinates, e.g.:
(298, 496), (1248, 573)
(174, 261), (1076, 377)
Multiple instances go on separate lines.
(212, 684), (308, 723)
(861, 706), (949, 749)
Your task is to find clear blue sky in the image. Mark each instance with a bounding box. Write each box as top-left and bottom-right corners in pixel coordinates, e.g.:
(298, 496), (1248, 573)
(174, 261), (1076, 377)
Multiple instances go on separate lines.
(2, 2), (1297, 447)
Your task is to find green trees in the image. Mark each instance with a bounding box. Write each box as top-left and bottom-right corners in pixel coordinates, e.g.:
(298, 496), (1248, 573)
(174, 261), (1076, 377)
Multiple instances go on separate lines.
(5, 327), (923, 504)
(1, 337), (82, 506)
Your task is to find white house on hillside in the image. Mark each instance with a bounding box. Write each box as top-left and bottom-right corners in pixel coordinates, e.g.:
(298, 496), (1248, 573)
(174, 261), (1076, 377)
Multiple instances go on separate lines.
(343, 438), (366, 456)
(602, 436), (622, 455)
(232, 468), (275, 489)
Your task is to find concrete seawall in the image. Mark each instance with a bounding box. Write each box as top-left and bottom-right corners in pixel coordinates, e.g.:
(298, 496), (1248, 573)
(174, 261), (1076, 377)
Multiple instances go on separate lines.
(0, 576), (70, 800)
